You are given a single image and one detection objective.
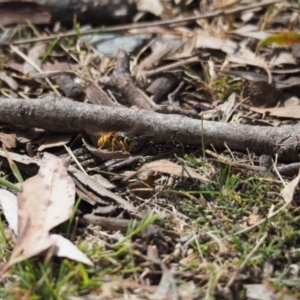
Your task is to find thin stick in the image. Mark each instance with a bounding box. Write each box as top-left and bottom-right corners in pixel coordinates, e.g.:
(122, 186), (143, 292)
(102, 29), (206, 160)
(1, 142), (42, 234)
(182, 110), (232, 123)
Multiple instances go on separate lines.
(64, 145), (87, 175)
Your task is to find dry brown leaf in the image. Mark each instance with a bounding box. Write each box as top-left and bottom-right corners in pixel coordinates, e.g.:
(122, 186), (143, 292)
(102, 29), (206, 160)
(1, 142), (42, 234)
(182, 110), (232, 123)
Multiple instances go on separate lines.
(68, 164), (138, 215)
(5, 61), (24, 74)
(226, 47), (272, 83)
(238, 30), (270, 40)
(16, 128), (45, 144)
(0, 132), (16, 149)
(0, 157), (75, 273)
(196, 33), (271, 82)
(92, 174), (115, 190)
(0, 72), (18, 90)
(51, 234), (93, 266)
(37, 133), (73, 151)
(23, 43), (46, 75)
(0, 189), (93, 267)
(139, 159), (209, 183)
(233, 25), (270, 40)
(196, 34), (237, 54)
(249, 103), (300, 119)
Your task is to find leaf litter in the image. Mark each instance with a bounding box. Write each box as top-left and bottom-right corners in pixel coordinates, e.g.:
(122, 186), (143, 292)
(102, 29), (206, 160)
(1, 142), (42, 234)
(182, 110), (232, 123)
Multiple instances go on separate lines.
(0, 0), (300, 299)
(0, 157), (93, 276)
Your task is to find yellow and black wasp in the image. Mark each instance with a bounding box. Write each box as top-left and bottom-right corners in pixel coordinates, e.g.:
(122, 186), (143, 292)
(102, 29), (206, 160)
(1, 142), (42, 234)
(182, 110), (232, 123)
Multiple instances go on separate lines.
(97, 132), (151, 153)
(97, 132), (136, 153)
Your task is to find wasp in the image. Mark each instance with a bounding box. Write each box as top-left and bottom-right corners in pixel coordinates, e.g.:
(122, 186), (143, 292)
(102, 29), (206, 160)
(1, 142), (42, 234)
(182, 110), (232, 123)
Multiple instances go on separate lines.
(97, 132), (136, 152)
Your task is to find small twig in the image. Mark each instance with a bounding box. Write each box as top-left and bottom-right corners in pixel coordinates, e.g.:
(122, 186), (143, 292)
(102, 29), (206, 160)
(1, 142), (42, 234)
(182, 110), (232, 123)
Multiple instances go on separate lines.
(168, 81), (185, 105)
(64, 145), (87, 175)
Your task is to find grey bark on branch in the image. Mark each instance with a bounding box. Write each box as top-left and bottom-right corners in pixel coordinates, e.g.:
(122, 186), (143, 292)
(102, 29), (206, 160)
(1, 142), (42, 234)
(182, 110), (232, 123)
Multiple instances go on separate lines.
(0, 97), (299, 162)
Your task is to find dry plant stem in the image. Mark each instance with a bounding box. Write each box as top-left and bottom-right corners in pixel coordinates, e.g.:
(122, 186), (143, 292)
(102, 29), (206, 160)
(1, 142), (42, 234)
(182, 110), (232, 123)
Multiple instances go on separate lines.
(12, 0), (283, 45)
(0, 97), (299, 162)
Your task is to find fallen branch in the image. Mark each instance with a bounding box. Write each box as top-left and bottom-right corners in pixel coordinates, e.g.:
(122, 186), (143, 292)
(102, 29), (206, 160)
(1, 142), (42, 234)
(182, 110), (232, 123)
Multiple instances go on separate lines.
(0, 97), (299, 162)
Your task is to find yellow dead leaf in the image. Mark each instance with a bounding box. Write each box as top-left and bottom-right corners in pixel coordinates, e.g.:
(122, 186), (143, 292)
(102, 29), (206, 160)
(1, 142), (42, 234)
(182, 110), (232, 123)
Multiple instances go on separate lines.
(249, 104), (300, 119)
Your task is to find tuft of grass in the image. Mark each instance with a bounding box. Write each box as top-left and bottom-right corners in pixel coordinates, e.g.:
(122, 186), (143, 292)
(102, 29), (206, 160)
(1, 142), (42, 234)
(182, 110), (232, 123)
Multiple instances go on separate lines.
(7, 259), (100, 300)
(211, 75), (242, 100)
